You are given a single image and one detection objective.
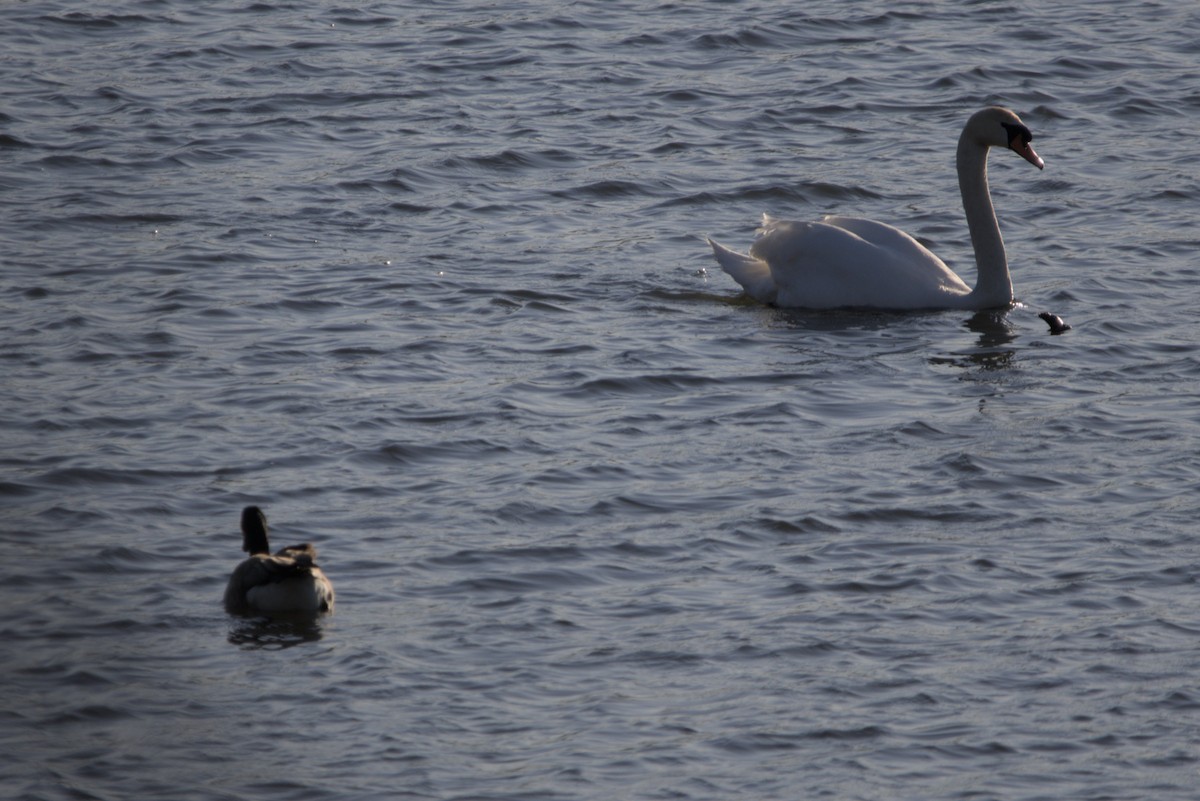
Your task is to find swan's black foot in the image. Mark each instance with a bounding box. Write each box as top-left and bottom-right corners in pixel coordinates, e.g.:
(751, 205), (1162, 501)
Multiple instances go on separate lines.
(1038, 311), (1071, 334)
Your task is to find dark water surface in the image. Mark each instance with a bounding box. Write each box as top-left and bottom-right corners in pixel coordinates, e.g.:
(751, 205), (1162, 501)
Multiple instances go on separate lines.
(3, 2), (1200, 799)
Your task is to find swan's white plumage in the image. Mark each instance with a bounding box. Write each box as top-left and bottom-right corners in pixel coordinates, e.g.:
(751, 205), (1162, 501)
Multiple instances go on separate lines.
(708, 235), (777, 304)
(708, 107), (1044, 311)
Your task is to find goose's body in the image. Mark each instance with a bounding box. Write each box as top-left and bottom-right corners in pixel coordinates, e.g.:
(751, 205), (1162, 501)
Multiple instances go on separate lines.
(708, 107), (1045, 311)
(224, 506), (335, 615)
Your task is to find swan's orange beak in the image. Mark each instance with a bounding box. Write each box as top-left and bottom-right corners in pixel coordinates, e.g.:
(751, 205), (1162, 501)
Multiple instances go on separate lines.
(1011, 138), (1044, 170)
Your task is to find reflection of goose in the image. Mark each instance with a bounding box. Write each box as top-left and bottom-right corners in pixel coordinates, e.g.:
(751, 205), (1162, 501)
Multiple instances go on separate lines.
(224, 506), (335, 614)
(708, 107), (1044, 310)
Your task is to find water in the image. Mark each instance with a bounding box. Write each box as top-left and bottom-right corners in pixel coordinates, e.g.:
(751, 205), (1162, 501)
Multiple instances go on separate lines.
(3, 1), (1200, 799)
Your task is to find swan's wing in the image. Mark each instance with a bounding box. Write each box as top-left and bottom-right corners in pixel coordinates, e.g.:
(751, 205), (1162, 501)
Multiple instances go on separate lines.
(708, 237), (778, 304)
(820, 216), (947, 266)
(749, 216), (970, 309)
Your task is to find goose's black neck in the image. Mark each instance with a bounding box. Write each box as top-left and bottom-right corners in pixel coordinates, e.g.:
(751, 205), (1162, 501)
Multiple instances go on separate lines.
(240, 506), (271, 555)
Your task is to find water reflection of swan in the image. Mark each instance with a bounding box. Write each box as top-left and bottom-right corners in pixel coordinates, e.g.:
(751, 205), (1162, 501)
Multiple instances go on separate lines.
(708, 107), (1044, 310)
(929, 310), (1018, 372)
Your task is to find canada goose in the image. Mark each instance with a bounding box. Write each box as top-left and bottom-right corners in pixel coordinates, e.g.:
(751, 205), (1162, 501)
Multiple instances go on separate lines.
(224, 506), (335, 614)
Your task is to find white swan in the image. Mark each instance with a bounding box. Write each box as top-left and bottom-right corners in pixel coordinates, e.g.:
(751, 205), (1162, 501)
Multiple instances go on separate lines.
(707, 107), (1044, 310)
(224, 506), (335, 614)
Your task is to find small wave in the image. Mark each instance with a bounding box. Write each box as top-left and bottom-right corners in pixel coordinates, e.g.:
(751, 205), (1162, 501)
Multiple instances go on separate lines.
(549, 179), (667, 201)
(60, 212), (183, 227)
(0, 481), (38, 498)
(420, 49), (538, 74)
(713, 725), (888, 753)
(692, 29), (780, 51)
(440, 569), (604, 596)
(565, 372), (721, 398)
(41, 12), (153, 29)
(36, 467), (159, 489)
(426, 544), (586, 567)
(354, 439), (514, 468)
(1049, 55), (1131, 77)
(439, 148), (578, 173)
(821, 578), (924, 594)
(44, 704), (133, 725)
(659, 181), (881, 209)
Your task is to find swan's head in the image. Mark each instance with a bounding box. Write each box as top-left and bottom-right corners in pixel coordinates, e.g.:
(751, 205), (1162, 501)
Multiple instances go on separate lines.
(240, 505), (271, 554)
(970, 107), (1044, 170)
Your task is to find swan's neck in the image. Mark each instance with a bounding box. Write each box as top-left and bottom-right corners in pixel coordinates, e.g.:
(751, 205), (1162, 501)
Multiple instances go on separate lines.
(956, 134), (1012, 307)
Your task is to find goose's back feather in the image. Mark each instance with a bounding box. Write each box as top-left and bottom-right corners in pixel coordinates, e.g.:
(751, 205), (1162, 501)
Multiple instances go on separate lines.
(274, 542), (318, 564)
(224, 548), (335, 614)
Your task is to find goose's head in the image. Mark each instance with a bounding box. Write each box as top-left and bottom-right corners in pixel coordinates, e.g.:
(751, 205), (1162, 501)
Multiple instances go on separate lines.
(240, 505), (271, 555)
(968, 107), (1044, 170)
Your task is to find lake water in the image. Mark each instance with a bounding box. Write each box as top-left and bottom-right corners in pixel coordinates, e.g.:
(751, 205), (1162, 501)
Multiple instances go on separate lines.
(3, 2), (1200, 799)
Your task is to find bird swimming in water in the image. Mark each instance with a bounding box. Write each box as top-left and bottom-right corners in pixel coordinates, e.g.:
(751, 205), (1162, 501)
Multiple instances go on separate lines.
(707, 107), (1045, 310)
(224, 506), (335, 614)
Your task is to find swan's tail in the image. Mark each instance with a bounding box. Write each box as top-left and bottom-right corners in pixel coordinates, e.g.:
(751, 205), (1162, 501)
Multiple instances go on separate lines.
(707, 237), (777, 304)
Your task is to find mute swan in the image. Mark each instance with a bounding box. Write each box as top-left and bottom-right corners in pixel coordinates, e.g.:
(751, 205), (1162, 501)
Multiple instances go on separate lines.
(707, 106), (1044, 310)
(224, 506), (335, 614)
